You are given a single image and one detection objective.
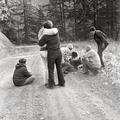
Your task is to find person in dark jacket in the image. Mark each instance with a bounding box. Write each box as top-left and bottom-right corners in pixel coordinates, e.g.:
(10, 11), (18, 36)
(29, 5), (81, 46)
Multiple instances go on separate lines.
(69, 51), (81, 69)
(90, 27), (109, 67)
(13, 58), (35, 86)
(39, 20), (65, 89)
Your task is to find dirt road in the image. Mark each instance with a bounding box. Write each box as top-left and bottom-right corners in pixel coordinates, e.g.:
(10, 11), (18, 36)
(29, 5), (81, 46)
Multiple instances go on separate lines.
(0, 51), (120, 120)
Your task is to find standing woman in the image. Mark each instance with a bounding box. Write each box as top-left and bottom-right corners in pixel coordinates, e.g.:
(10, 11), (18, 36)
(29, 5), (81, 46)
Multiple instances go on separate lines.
(39, 20), (65, 89)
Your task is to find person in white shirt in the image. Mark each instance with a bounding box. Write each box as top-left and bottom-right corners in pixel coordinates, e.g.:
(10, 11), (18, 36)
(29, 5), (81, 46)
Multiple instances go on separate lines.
(61, 43), (73, 63)
(82, 45), (101, 75)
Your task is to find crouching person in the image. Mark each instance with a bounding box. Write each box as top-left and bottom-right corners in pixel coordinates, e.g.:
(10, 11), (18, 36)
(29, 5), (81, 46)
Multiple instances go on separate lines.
(69, 51), (81, 69)
(13, 58), (35, 86)
(82, 45), (101, 75)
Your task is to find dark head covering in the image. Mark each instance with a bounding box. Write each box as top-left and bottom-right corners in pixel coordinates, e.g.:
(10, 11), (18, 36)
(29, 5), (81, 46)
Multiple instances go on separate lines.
(90, 26), (96, 31)
(43, 20), (53, 29)
(72, 51), (78, 58)
(19, 58), (26, 64)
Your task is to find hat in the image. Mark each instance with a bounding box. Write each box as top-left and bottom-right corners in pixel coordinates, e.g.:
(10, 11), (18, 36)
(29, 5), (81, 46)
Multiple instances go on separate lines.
(72, 51), (78, 58)
(19, 58), (26, 64)
(86, 45), (91, 51)
(90, 26), (96, 31)
(67, 43), (73, 49)
(43, 20), (53, 29)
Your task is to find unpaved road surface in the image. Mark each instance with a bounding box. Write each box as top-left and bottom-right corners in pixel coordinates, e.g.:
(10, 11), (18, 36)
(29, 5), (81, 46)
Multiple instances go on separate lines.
(0, 50), (120, 120)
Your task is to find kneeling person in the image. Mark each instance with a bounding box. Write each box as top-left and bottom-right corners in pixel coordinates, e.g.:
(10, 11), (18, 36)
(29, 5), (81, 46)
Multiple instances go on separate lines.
(13, 58), (35, 86)
(82, 45), (101, 75)
(69, 51), (81, 69)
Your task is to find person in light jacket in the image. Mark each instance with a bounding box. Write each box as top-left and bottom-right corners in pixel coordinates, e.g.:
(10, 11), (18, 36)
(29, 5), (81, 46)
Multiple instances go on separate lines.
(82, 45), (101, 75)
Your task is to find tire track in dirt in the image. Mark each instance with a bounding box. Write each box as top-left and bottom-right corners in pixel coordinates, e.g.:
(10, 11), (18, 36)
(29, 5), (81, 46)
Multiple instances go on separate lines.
(0, 52), (120, 120)
(67, 73), (120, 120)
(0, 54), (43, 120)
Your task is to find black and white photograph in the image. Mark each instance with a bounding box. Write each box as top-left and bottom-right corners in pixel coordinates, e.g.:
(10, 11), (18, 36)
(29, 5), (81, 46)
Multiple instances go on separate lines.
(0, 0), (120, 120)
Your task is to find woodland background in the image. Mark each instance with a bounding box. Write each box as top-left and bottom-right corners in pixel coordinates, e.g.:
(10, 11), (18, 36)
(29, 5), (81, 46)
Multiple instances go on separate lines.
(0, 0), (120, 45)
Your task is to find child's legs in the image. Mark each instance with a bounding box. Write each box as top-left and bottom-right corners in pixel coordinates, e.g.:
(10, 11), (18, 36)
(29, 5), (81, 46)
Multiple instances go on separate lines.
(24, 76), (35, 85)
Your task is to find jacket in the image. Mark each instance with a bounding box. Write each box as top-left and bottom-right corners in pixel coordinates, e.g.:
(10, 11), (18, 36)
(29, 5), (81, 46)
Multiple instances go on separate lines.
(83, 49), (101, 68)
(94, 30), (108, 46)
(13, 63), (32, 85)
(38, 33), (60, 51)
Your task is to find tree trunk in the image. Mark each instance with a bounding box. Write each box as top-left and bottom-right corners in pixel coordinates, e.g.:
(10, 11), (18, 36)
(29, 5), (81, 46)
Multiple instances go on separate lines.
(61, 0), (66, 40)
(73, 0), (77, 41)
(23, 0), (29, 44)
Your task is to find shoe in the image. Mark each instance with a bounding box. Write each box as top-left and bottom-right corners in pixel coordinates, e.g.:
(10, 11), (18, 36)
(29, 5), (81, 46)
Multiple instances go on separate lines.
(44, 83), (48, 86)
(93, 70), (99, 75)
(45, 84), (54, 89)
(83, 71), (89, 74)
(57, 84), (65, 87)
(101, 64), (105, 68)
(64, 71), (68, 74)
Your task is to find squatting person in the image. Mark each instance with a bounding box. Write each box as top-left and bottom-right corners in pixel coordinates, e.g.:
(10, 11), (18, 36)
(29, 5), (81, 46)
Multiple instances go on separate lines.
(82, 45), (101, 75)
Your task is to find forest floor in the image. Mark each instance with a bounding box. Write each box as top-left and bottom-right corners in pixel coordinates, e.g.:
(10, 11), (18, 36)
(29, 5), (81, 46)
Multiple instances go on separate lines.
(0, 41), (120, 120)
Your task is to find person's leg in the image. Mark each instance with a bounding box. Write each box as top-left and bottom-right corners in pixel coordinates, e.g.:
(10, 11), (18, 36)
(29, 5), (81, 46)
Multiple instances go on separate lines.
(82, 58), (89, 74)
(82, 59), (99, 75)
(62, 62), (76, 74)
(70, 59), (81, 69)
(91, 67), (99, 75)
(55, 51), (65, 86)
(43, 57), (48, 85)
(24, 76), (35, 85)
(47, 55), (55, 87)
(98, 47), (104, 67)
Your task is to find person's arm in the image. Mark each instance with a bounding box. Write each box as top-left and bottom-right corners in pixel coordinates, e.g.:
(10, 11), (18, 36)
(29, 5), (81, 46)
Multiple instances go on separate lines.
(38, 27), (44, 41)
(43, 28), (58, 35)
(23, 67), (32, 78)
(38, 28), (58, 41)
(83, 51), (93, 59)
(38, 35), (47, 47)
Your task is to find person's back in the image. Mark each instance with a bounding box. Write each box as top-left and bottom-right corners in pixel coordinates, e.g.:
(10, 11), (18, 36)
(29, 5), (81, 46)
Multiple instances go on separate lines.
(13, 58), (34, 86)
(94, 30), (108, 46)
(85, 49), (101, 68)
(39, 33), (60, 51)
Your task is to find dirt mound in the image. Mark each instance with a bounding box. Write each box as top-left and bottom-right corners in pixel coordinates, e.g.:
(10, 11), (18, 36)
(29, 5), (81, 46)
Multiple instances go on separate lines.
(0, 32), (14, 58)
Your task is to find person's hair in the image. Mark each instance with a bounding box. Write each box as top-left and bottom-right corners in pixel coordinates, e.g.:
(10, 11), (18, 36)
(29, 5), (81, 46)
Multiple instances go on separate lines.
(86, 45), (91, 51)
(90, 26), (96, 31)
(72, 51), (78, 58)
(67, 43), (73, 50)
(43, 20), (53, 29)
(19, 58), (26, 64)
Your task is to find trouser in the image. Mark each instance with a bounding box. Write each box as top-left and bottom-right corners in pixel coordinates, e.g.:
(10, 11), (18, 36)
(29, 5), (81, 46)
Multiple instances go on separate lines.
(62, 62), (77, 73)
(98, 42), (108, 67)
(48, 49), (65, 86)
(70, 58), (81, 69)
(82, 58), (99, 73)
(14, 76), (35, 87)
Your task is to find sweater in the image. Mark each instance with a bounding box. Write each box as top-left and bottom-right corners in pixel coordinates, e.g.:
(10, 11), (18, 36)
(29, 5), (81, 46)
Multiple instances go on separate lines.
(83, 49), (101, 68)
(13, 63), (32, 85)
(38, 33), (60, 51)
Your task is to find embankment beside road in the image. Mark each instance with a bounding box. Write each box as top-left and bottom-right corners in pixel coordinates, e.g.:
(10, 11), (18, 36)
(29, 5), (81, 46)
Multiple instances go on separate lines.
(0, 31), (40, 59)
